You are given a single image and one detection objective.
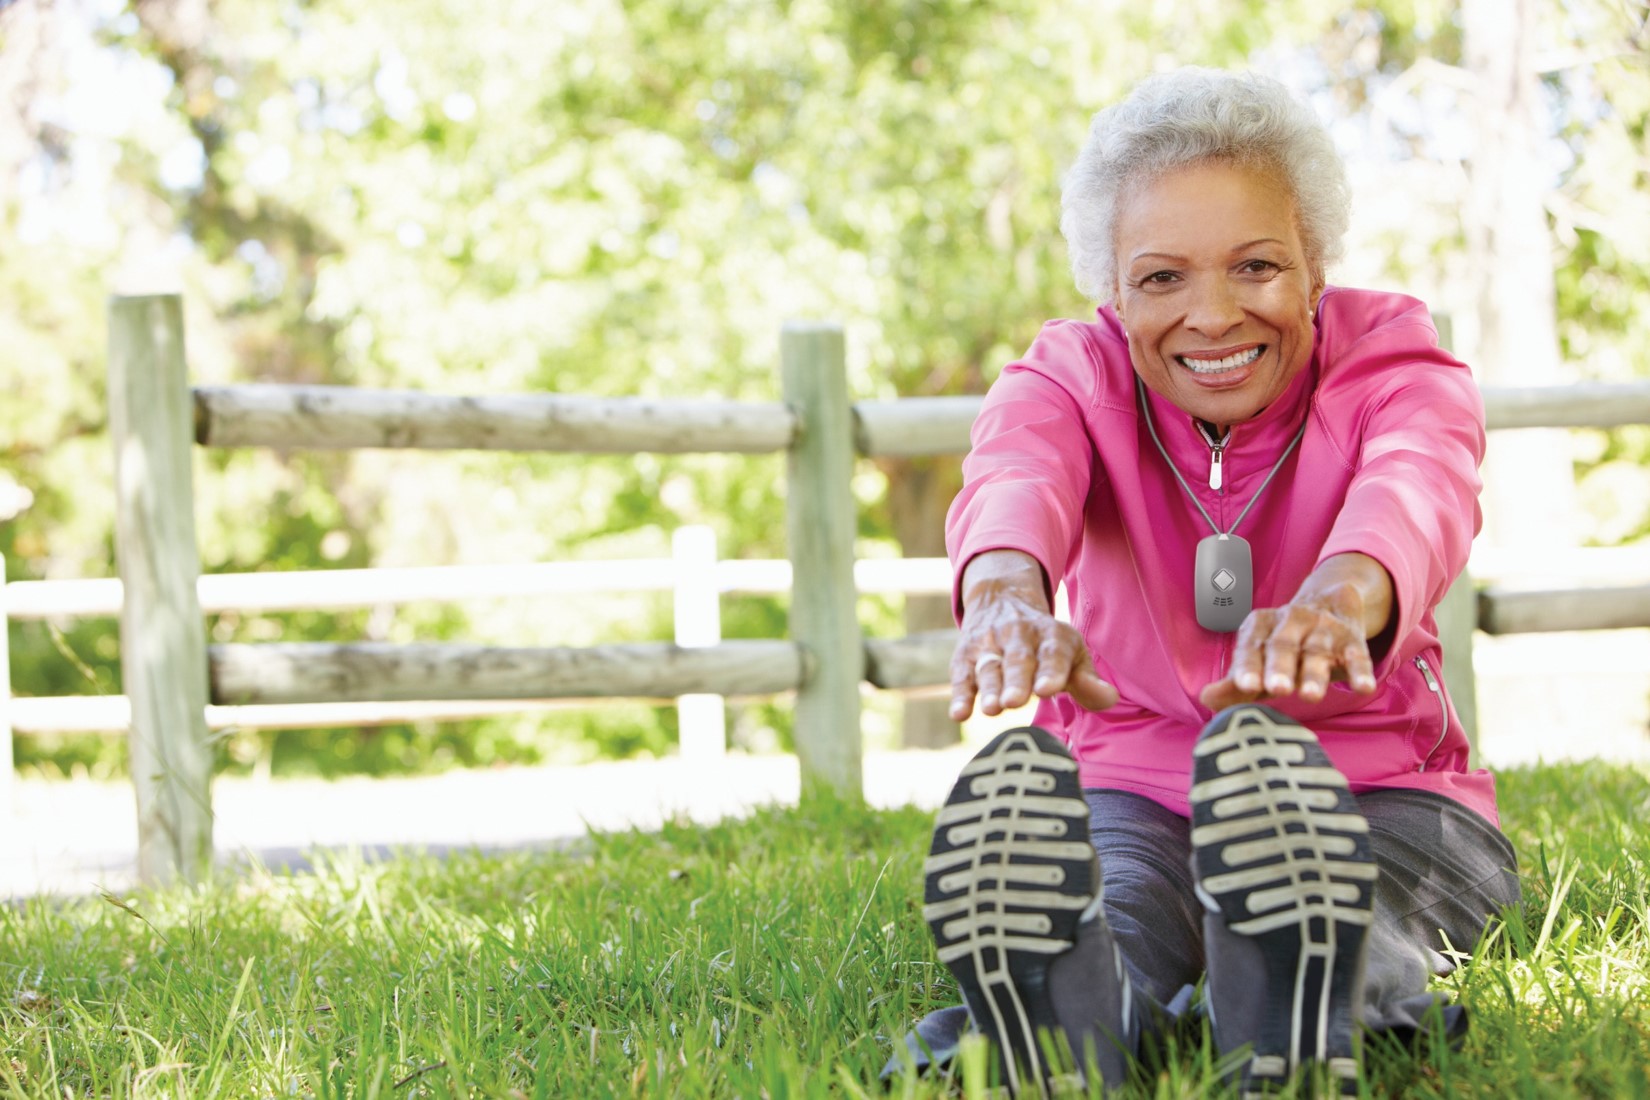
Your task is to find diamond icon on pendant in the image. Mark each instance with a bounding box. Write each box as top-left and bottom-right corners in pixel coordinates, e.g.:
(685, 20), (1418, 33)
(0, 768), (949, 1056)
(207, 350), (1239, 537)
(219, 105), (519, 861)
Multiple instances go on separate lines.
(1212, 568), (1237, 592)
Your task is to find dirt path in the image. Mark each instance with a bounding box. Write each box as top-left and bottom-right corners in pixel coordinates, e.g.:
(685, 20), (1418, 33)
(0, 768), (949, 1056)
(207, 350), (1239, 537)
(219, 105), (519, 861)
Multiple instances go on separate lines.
(1, 747), (975, 899)
(9, 704), (1647, 901)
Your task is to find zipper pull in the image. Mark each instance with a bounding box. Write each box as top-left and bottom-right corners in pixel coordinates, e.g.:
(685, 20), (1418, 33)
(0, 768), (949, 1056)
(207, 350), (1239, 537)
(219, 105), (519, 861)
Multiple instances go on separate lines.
(1414, 655), (1448, 773)
(1196, 421), (1231, 492)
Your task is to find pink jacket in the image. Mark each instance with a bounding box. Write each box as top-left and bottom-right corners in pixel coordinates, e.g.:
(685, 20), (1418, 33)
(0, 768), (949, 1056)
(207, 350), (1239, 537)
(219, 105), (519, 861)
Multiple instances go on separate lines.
(947, 287), (1499, 825)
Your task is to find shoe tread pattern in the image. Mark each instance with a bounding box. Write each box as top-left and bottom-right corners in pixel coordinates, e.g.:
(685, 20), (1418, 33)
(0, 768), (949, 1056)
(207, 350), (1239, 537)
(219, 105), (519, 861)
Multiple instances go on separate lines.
(923, 726), (1095, 1094)
(1190, 705), (1373, 1097)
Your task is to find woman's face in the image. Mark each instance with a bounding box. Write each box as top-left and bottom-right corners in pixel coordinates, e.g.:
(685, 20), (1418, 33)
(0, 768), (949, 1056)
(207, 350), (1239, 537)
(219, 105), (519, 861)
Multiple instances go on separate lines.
(1113, 160), (1323, 432)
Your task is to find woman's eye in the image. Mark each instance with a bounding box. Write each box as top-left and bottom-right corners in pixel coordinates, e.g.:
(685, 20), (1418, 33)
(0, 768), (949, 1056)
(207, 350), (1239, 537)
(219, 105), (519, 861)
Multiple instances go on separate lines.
(1143, 271), (1178, 284)
(1240, 259), (1278, 274)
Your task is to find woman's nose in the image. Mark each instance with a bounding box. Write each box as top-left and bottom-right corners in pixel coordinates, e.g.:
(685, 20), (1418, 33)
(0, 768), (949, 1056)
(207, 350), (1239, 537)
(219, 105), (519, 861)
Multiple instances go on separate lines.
(1184, 280), (1244, 337)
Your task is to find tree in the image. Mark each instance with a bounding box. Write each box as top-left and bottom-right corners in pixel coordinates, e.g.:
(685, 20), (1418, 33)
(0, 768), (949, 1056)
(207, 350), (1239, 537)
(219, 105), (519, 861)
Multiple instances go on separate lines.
(4, 0), (1646, 775)
(1462, 0), (1581, 549)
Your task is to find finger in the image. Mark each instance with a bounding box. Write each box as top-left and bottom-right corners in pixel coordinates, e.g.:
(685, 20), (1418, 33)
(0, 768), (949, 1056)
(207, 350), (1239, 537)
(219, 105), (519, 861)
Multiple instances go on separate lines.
(1226, 610), (1276, 695)
(1069, 667), (1120, 711)
(1032, 635), (1077, 699)
(1296, 625), (1343, 701)
(1261, 608), (1317, 696)
(1199, 676), (1265, 711)
(1060, 636), (1117, 710)
(948, 642), (983, 721)
(997, 634), (1039, 710)
(1341, 638), (1376, 694)
(974, 650), (1007, 716)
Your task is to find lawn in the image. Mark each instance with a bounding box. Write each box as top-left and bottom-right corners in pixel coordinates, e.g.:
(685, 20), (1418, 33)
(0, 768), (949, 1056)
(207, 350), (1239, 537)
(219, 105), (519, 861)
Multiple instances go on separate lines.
(2, 760), (1648, 1098)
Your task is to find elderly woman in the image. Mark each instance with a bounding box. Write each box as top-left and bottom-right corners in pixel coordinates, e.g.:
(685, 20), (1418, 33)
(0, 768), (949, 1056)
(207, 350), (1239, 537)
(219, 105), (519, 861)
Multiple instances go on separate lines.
(897, 69), (1521, 1096)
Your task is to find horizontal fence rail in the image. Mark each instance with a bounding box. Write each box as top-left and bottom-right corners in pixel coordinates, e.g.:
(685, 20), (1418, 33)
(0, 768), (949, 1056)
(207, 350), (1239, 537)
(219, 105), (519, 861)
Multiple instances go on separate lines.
(190, 382), (1650, 460)
(850, 383), (1650, 459)
(6, 695), (613, 735)
(210, 636), (959, 706)
(3, 558), (953, 620)
(1481, 382), (1650, 430)
(195, 385), (800, 454)
(11, 562), (1645, 739)
(853, 396), (984, 458)
(1477, 585), (1650, 635)
(4, 637), (958, 733)
(862, 630), (956, 692)
(209, 640), (811, 706)
(190, 383), (1650, 461)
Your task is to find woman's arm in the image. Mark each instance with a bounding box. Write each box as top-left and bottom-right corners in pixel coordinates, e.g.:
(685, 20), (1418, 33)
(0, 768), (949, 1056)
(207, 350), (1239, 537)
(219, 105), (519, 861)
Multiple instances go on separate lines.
(1199, 551), (1392, 709)
(1202, 302), (1481, 710)
(950, 549), (1118, 720)
(944, 324), (1115, 720)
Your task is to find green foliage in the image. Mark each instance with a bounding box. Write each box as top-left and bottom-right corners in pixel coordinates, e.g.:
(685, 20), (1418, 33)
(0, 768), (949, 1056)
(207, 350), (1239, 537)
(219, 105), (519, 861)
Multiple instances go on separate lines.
(4, 764), (1650, 1096)
(3, 0), (1647, 777)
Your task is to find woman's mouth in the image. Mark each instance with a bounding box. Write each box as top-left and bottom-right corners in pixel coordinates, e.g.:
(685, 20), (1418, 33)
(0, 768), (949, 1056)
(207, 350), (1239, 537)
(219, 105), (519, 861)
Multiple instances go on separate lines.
(1175, 346), (1265, 375)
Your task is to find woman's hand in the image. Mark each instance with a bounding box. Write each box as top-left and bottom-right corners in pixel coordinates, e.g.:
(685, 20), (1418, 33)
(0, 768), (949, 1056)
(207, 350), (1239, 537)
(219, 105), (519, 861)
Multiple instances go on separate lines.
(950, 550), (1119, 720)
(1200, 552), (1393, 710)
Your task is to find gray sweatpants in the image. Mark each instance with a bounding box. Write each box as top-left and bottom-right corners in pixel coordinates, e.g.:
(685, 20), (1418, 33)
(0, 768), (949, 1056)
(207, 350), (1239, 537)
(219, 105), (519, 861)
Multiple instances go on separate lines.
(1087, 787), (1521, 1039)
(891, 785), (1520, 1072)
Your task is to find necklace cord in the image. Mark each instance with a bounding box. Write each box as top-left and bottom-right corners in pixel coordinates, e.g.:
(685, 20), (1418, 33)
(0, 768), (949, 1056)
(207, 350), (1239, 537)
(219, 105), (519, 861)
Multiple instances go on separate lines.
(1137, 375), (1218, 533)
(1134, 374), (1309, 538)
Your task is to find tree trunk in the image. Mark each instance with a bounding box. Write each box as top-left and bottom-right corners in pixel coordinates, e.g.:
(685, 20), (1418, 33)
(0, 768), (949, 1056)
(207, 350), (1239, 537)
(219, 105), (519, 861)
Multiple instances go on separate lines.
(1462, 0), (1578, 548)
(881, 456), (962, 748)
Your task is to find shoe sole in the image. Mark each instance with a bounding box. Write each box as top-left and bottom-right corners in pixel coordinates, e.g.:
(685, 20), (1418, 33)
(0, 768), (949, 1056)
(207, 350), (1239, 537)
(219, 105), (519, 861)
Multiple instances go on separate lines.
(922, 726), (1098, 1095)
(1190, 705), (1374, 1098)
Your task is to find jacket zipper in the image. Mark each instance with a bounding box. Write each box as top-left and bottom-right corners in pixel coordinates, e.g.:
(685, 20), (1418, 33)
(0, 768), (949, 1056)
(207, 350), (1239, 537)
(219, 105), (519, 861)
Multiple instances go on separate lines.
(1194, 421), (1232, 491)
(1414, 655), (1448, 771)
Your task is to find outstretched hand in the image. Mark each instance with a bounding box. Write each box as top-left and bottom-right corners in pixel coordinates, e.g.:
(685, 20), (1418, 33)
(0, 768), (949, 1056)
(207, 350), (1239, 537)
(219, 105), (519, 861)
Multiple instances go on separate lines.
(951, 550), (1118, 720)
(1200, 552), (1392, 711)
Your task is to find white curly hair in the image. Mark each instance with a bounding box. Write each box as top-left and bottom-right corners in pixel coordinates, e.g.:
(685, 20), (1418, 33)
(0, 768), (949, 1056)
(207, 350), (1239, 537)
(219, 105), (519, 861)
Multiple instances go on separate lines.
(1060, 68), (1351, 304)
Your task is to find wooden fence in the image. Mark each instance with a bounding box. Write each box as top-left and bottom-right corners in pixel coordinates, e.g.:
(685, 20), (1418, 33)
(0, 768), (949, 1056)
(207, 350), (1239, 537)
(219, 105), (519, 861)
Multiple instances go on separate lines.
(0, 544), (953, 730)
(7, 292), (1650, 883)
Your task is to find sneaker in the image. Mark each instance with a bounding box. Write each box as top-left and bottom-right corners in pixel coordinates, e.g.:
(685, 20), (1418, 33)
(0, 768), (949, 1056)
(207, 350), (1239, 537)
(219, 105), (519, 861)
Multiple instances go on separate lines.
(1190, 704), (1376, 1098)
(922, 725), (1133, 1095)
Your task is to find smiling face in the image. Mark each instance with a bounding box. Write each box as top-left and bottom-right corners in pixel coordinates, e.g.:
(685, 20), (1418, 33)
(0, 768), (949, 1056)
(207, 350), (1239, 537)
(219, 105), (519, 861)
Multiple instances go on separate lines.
(1113, 159), (1323, 433)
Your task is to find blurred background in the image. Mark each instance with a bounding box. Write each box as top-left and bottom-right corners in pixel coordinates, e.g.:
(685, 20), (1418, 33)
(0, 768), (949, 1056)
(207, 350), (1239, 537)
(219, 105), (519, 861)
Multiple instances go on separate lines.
(1, 0), (1647, 787)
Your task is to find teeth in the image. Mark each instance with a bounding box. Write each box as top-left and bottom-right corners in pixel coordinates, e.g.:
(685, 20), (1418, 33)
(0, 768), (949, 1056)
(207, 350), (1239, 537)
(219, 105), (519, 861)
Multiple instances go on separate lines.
(1178, 346), (1263, 374)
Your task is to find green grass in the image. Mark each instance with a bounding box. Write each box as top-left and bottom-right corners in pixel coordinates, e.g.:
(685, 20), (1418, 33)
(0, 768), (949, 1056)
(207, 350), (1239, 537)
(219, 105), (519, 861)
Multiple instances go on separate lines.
(3, 761), (1648, 1098)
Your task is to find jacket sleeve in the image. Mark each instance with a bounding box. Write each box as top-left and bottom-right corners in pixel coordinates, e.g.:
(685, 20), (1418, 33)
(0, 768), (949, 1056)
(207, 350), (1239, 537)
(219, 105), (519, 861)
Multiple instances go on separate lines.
(1315, 313), (1485, 671)
(946, 322), (1100, 621)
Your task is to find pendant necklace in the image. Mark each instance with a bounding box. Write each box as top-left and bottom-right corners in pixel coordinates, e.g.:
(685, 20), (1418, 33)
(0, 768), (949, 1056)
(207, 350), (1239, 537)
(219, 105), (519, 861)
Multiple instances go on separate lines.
(1135, 374), (1308, 632)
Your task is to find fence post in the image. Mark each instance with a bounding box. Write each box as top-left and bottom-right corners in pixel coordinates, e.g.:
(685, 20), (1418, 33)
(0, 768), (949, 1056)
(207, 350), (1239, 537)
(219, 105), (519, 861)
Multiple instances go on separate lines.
(780, 323), (864, 799)
(1, 553), (13, 819)
(1432, 312), (1479, 758)
(1436, 571), (1479, 758)
(109, 294), (213, 884)
(673, 525), (726, 759)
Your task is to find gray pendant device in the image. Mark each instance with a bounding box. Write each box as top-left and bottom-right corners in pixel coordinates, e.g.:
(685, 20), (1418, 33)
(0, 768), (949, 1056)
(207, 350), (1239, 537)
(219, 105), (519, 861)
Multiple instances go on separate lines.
(1195, 533), (1252, 632)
